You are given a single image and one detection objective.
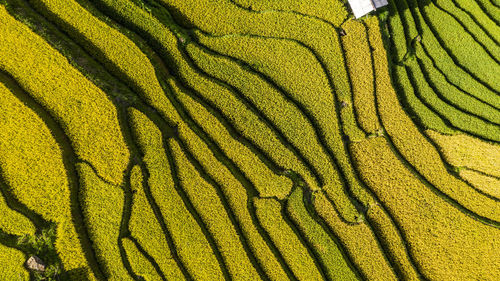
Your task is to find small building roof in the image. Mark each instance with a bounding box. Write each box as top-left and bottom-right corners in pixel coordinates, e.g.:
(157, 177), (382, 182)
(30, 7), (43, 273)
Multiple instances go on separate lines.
(372, 0), (389, 9)
(347, 0), (388, 18)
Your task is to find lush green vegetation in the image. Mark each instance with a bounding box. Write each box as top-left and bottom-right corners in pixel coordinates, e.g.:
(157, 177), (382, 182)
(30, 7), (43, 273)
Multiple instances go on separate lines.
(0, 0), (498, 279)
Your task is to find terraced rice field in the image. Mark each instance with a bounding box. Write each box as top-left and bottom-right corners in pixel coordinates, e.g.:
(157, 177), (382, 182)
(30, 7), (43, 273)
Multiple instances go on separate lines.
(0, 0), (498, 280)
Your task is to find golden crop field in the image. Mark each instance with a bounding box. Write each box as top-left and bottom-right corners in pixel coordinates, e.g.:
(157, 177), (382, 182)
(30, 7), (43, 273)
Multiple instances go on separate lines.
(0, 0), (498, 280)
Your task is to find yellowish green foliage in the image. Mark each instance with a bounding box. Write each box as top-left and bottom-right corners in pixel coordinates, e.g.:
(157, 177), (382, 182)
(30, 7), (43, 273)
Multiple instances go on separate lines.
(167, 52), (314, 196)
(390, 0), (500, 143)
(384, 2), (456, 134)
(129, 165), (184, 280)
(254, 197), (323, 280)
(1, 0), (498, 279)
(433, 0), (500, 63)
(28, 0), (171, 114)
(81, 0), (292, 200)
(367, 16), (500, 223)
(170, 80), (292, 199)
(163, 0), (373, 206)
(77, 162), (129, 280)
(341, 19), (380, 134)
(122, 238), (162, 281)
(0, 188), (35, 237)
(232, 0), (348, 26)
(286, 188), (358, 281)
(459, 169), (500, 199)
(418, 1), (500, 92)
(390, 0), (500, 109)
(411, 41), (500, 138)
(427, 130), (500, 178)
(0, 76), (91, 276)
(95, 0), (320, 200)
(185, 43), (325, 192)
(352, 136), (500, 281)
(194, 31), (365, 143)
(0, 244), (29, 280)
(0, 77), (69, 222)
(163, 0), (352, 98)
(170, 140), (261, 280)
(196, 33), (365, 221)
(313, 193), (397, 281)
(138, 85), (289, 280)
(128, 108), (224, 280)
(452, 0), (500, 43)
(0, 6), (128, 185)
(166, 0), (366, 141)
(476, 0), (500, 22)
(55, 218), (96, 280)
(365, 204), (420, 280)
(81, 0), (294, 199)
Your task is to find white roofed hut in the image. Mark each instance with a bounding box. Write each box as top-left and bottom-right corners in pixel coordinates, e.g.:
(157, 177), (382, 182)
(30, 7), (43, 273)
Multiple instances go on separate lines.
(347, 0), (388, 18)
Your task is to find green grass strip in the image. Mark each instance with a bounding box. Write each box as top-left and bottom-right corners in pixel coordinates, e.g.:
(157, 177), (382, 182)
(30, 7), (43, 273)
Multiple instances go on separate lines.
(408, 0), (500, 93)
(122, 237), (163, 281)
(254, 197), (323, 280)
(389, 0), (500, 110)
(129, 108), (225, 280)
(77, 163), (130, 279)
(286, 188), (358, 281)
(231, 0), (348, 26)
(374, 8), (500, 226)
(433, 0), (500, 60)
(128, 165), (184, 280)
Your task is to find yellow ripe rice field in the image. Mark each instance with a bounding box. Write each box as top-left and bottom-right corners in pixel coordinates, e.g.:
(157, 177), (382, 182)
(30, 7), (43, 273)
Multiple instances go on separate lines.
(0, 0), (498, 280)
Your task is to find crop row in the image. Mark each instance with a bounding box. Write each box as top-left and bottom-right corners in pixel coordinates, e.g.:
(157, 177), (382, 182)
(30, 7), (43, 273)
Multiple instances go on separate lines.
(413, 0), (500, 94)
(0, 0), (377, 280)
(427, 130), (500, 178)
(1, 0), (498, 280)
(341, 20), (380, 135)
(458, 169), (500, 200)
(80, 1), (404, 278)
(107, 1), (416, 278)
(387, 0), (500, 141)
(385, 0), (500, 225)
(364, 12), (500, 280)
(6, 1), (282, 276)
(432, 0), (500, 62)
(0, 243), (28, 280)
(406, 0), (500, 141)
(230, 0), (348, 26)
(0, 1), (416, 280)
(475, 0), (500, 25)
(158, 0), (378, 213)
(127, 164), (184, 280)
(391, 1), (500, 111)
(0, 1), (129, 186)
(14, 0), (292, 276)
(347, 17), (425, 280)
(351, 135), (500, 280)
(86, 1), (333, 278)
(78, 163), (129, 279)
(0, 13), (97, 275)
(73, 2), (390, 280)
